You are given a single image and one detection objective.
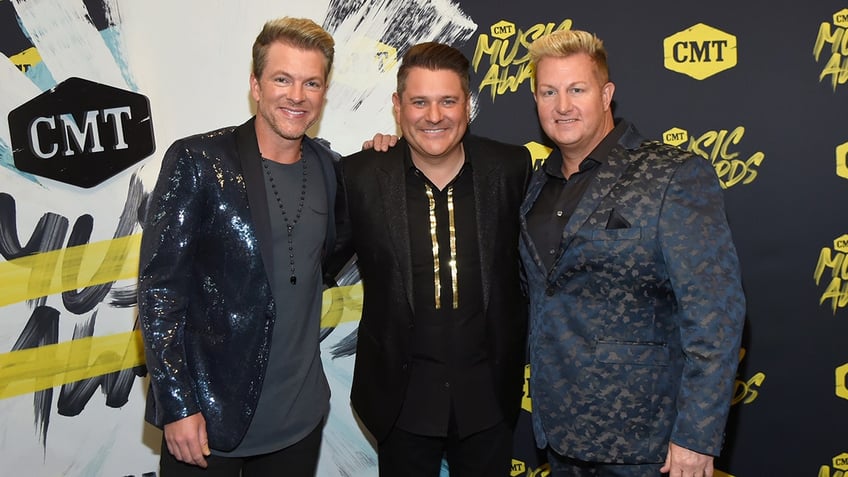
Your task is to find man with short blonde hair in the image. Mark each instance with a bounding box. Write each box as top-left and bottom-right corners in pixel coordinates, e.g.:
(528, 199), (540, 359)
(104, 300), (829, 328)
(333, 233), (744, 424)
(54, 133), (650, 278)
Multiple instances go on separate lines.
(521, 29), (745, 477)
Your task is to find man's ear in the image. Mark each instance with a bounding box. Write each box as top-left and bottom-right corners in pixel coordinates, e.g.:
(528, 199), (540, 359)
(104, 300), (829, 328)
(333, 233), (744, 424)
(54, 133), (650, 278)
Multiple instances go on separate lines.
(602, 81), (615, 111)
(392, 92), (401, 123)
(249, 73), (260, 102)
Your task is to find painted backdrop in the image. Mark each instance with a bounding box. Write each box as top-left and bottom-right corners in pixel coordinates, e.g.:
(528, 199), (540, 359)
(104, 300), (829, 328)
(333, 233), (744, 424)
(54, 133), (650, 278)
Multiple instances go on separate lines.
(1, 1), (847, 476)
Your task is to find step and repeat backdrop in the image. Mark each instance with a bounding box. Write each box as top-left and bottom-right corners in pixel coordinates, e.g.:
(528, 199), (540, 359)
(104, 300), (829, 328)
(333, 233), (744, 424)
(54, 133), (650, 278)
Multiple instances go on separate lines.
(1, 1), (846, 476)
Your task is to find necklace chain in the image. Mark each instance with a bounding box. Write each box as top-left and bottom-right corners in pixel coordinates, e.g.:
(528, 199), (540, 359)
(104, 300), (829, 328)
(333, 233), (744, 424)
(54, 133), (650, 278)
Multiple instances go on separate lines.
(261, 146), (307, 285)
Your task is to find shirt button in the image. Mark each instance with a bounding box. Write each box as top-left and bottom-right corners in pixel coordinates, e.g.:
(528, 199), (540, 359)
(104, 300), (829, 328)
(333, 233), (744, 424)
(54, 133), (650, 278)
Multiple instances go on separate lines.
(556, 210), (563, 217)
(548, 249), (556, 255)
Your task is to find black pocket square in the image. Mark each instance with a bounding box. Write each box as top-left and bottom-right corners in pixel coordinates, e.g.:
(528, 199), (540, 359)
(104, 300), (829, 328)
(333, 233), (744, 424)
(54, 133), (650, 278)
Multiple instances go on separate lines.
(605, 209), (631, 229)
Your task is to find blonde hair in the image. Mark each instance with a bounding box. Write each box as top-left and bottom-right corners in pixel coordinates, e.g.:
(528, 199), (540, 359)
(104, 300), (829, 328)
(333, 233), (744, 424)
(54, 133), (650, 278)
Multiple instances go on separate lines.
(252, 17), (335, 80)
(529, 29), (610, 83)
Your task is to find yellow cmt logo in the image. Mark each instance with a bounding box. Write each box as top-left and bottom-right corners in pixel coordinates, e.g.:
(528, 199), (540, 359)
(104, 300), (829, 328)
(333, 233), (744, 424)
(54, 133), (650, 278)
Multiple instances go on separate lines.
(834, 234), (848, 253)
(662, 127), (689, 147)
(834, 9), (848, 28)
(837, 364), (848, 401)
(525, 141), (553, 171)
(663, 23), (737, 79)
(834, 452), (848, 470)
(511, 459), (526, 476)
(490, 20), (516, 40)
(837, 141), (848, 179)
(374, 42), (398, 72)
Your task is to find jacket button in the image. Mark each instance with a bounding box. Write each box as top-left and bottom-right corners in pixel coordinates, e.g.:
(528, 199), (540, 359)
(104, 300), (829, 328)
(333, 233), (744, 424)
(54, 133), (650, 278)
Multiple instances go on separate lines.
(545, 287), (555, 296)
(402, 363), (408, 371)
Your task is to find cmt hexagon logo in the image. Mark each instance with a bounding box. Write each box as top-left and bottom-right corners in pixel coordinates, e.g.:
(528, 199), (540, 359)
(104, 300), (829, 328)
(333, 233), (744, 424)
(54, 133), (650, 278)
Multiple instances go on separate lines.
(8, 77), (154, 188)
(837, 141), (848, 179)
(375, 41), (398, 72)
(663, 23), (738, 80)
(663, 127), (689, 147)
(837, 363), (848, 400)
(490, 20), (516, 40)
(833, 452), (848, 470)
(834, 8), (848, 27)
(510, 459), (526, 476)
(524, 141), (553, 170)
(834, 235), (848, 253)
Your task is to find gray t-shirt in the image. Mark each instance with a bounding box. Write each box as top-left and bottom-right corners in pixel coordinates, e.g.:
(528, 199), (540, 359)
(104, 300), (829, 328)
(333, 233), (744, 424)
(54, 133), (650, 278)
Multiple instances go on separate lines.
(218, 147), (330, 456)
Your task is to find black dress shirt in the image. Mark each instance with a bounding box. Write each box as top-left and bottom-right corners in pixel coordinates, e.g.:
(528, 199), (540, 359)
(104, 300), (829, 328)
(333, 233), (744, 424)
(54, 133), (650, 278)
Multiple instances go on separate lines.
(527, 121), (628, 271)
(395, 149), (501, 438)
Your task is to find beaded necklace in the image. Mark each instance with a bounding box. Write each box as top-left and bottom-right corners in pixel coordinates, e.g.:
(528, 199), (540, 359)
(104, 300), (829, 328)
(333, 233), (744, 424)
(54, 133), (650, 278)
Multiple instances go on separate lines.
(261, 146), (307, 285)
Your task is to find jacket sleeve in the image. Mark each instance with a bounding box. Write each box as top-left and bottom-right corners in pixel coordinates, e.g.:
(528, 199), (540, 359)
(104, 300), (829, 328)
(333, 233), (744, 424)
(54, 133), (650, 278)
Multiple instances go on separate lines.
(323, 156), (357, 287)
(137, 139), (203, 425)
(659, 155), (745, 456)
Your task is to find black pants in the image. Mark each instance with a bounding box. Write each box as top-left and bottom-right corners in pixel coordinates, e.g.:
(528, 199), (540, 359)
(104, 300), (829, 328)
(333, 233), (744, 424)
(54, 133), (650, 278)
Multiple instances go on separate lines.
(377, 420), (513, 477)
(546, 449), (664, 477)
(159, 420), (323, 477)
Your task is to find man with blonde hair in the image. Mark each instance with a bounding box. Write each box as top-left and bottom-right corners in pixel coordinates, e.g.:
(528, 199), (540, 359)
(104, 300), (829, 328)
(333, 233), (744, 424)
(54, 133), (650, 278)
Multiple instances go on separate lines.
(520, 29), (745, 477)
(139, 17), (337, 476)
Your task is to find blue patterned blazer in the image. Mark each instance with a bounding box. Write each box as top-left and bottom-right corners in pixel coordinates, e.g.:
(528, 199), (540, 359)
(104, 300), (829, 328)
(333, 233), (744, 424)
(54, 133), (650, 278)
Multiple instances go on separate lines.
(519, 122), (745, 463)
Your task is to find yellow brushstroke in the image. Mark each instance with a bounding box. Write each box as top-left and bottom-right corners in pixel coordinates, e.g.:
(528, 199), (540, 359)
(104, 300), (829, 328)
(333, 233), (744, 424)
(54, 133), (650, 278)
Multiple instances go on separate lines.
(0, 330), (145, 399)
(0, 234), (141, 307)
(321, 283), (364, 328)
(0, 254), (363, 399)
(9, 46), (42, 70)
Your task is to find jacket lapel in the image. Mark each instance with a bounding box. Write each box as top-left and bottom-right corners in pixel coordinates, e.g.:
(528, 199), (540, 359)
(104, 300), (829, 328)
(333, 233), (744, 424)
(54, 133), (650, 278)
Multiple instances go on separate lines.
(470, 143), (499, 315)
(548, 146), (631, 279)
(375, 143), (416, 312)
(519, 165), (550, 277)
(235, 118), (276, 286)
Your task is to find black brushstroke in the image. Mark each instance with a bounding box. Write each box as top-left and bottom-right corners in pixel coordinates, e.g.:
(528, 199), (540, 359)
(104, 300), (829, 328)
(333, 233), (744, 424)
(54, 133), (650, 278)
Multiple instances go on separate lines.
(61, 173), (146, 314)
(0, 172), (147, 448)
(56, 312), (146, 416)
(0, 1), (34, 59)
(323, 0), (476, 60)
(4, 306), (61, 449)
(330, 328), (359, 359)
(59, 214), (113, 314)
(108, 284), (138, 308)
(82, 0), (116, 31)
(323, 0), (369, 32)
(0, 193), (69, 260)
(0, 193), (70, 309)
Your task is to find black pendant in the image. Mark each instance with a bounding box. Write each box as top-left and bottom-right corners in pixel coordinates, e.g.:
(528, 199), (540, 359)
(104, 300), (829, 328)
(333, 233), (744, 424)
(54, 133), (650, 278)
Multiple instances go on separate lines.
(290, 275), (297, 285)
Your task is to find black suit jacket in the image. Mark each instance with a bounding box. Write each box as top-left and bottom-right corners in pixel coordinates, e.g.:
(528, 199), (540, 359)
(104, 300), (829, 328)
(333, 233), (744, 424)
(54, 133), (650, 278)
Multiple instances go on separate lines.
(327, 134), (531, 442)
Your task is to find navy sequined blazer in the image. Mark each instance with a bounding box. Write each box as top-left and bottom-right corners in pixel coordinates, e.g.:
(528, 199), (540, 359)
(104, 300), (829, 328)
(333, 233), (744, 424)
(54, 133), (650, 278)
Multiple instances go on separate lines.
(520, 122), (745, 463)
(137, 118), (336, 451)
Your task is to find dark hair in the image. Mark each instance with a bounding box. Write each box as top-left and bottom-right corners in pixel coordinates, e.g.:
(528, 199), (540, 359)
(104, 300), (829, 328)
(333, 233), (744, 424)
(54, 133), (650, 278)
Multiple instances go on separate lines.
(396, 42), (470, 96)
